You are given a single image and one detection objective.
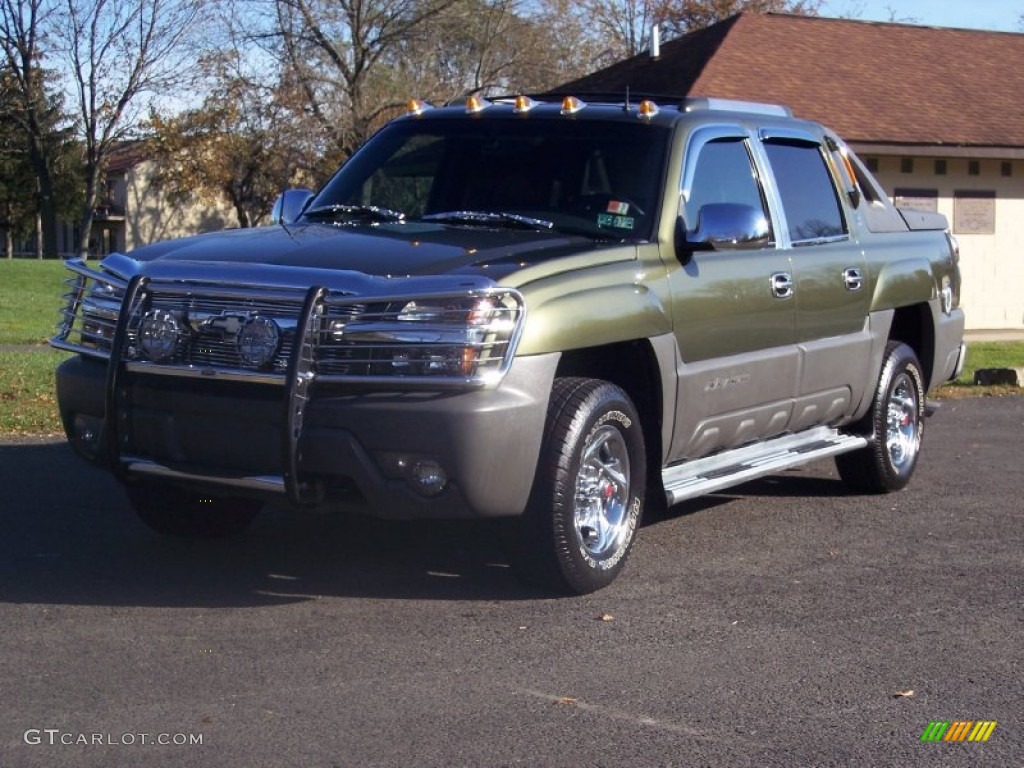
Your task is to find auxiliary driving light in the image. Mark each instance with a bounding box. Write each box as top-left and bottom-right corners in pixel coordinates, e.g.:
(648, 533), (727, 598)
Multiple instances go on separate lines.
(139, 309), (183, 361)
(236, 315), (281, 368)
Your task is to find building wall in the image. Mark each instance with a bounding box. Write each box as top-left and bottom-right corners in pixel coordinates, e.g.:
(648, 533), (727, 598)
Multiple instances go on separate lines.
(868, 155), (1024, 330)
(122, 161), (236, 253)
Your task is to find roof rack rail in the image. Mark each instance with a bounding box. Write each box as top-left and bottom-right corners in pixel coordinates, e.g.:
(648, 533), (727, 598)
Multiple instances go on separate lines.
(683, 97), (792, 117)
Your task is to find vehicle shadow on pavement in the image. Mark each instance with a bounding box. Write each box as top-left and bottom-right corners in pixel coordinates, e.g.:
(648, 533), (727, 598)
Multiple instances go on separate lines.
(1, 443), (853, 607)
(0, 440), (541, 607)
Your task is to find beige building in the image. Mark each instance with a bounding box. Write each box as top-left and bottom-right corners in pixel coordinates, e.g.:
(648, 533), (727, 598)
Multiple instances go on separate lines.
(4, 142), (235, 259)
(93, 143), (236, 257)
(564, 13), (1024, 330)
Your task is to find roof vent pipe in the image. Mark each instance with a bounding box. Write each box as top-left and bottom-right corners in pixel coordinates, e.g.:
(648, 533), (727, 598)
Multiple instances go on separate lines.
(652, 24), (660, 59)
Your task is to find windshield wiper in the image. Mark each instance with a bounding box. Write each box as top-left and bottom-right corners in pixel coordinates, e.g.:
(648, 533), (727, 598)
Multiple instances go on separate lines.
(303, 204), (406, 223)
(422, 211), (554, 231)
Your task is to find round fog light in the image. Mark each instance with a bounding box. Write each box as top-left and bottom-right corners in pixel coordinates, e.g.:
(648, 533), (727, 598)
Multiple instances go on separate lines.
(410, 460), (448, 496)
(139, 309), (183, 361)
(237, 315), (280, 368)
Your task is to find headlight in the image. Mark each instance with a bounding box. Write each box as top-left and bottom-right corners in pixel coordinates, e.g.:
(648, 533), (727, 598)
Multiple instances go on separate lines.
(319, 291), (524, 382)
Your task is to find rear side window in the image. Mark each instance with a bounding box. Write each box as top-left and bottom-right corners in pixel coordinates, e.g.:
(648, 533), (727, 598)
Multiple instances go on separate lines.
(764, 141), (846, 244)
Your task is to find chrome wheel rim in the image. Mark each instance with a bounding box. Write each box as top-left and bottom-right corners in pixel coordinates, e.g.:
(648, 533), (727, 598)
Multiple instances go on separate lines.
(573, 425), (631, 562)
(886, 372), (920, 472)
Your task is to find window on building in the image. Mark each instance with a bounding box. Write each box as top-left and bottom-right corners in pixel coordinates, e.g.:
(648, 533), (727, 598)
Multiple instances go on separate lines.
(1002, 162), (1013, 178)
(935, 159), (947, 175)
(764, 140), (846, 244)
(900, 158), (914, 174)
(968, 160), (980, 176)
(865, 157), (879, 173)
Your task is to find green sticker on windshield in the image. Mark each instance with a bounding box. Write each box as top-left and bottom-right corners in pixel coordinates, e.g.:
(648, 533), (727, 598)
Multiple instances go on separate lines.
(597, 213), (635, 230)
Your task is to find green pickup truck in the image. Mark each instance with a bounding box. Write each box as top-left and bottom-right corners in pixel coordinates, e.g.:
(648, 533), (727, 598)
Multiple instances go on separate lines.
(53, 94), (966, 594)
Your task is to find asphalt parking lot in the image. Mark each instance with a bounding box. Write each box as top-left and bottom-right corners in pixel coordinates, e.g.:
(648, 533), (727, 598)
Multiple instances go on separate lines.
(1, 395), (1021, 767)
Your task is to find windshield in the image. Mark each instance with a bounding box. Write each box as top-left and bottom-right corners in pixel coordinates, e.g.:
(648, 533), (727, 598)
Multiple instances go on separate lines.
(309, 116), (670, 240)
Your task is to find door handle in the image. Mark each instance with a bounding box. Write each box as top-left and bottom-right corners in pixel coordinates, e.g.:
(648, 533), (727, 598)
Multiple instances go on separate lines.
(843, 267), (863, 291)
(771, 272), (794, 299)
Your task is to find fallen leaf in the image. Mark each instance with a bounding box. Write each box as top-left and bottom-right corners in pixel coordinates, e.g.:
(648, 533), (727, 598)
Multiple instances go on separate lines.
(553, 697), (578, 706)
(597, 613), (614, 622)
(893, 689), (915, 698)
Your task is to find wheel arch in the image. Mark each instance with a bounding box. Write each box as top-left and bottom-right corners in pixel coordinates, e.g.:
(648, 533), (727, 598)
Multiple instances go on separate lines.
(887, 303), (936, 390)
(554, 336), (674, 497)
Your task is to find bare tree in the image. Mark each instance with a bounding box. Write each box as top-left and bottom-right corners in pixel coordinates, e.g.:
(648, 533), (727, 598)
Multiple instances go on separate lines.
(270, 0), (464, 157)
(0, 0), (61, 256)
(58, 0), (202, 258)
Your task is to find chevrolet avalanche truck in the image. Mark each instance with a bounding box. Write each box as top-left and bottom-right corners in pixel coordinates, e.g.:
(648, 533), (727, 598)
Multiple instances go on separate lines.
(53, 94), (966, 594)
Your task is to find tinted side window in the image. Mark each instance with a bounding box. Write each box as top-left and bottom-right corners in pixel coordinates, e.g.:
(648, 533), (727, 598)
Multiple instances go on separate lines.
(764, 141), (846, 243)
(685, 138), (768, 232)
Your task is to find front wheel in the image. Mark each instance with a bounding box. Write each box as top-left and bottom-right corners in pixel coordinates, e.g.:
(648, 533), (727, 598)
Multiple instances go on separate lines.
(836, 341), (926, 493)
(515, 378), (646, 595)
(126, 483), (262, 538)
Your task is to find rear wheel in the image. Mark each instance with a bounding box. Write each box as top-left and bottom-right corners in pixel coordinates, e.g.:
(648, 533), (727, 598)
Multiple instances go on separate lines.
(515, 378), (645, 594)
(126, 483), (261, 538)
(836, 341), (926, 493)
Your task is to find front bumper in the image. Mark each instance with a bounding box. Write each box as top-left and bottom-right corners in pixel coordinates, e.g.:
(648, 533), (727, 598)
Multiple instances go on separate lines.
(56, 352), (558, 519)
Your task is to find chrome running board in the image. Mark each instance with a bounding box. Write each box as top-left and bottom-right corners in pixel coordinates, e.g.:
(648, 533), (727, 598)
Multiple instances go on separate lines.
(662, 426), (868, 506)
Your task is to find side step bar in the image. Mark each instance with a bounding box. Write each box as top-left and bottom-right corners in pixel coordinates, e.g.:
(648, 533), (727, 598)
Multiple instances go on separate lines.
(662, 426), (868, 507)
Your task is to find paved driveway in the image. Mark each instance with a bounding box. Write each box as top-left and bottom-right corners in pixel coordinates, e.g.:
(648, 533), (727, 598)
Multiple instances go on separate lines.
(1, 396), (1021, 767)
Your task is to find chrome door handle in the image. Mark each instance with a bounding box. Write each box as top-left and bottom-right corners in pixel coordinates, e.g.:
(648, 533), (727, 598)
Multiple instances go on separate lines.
(843, 267), (863, 291)
(771, 272), (794, 299)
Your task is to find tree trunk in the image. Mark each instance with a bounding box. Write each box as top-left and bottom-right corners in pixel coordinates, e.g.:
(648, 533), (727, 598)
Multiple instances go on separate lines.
(77, 161), (100, 260)
(4, 200), (12, 259)
(35, 209), (42, 259)
(27, 136), (60, 258)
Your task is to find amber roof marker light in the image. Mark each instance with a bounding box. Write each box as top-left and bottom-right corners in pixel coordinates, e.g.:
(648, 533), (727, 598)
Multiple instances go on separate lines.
(560, 95), (586, 115)
(406, 99), (432, 117)
(637, 99), (660, 120)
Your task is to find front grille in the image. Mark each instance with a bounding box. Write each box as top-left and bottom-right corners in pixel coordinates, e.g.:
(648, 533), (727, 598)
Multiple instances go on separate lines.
(122, 287), (307, 379)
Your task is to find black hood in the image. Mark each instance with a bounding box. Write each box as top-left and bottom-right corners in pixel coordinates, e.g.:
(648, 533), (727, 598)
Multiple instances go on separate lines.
(127, 221), (604, 279)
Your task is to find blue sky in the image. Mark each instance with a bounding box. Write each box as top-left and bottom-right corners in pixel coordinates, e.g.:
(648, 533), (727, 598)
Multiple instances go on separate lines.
(819, 0), (1023, 32)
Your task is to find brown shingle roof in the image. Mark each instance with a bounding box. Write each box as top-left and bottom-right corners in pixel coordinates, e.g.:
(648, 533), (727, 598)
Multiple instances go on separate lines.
(562, 13), (1024, 148)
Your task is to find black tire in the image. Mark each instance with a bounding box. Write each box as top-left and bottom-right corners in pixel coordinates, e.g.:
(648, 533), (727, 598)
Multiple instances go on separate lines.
(836, 341), (926, 493)
(126, 483), (261, 538)
(515, 378), (646, 595)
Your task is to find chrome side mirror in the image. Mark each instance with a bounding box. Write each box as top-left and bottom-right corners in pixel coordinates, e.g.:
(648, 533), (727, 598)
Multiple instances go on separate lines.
(683, 203), (771, 251)
(270, 188), (314, 225)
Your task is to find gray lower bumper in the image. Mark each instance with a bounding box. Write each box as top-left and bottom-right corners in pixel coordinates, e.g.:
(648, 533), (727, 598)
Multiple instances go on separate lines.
(56, 352), (558, 519)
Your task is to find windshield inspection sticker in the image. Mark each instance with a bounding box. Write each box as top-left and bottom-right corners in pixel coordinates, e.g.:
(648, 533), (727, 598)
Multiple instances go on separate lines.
(606, 200), (630, 215)
(597, 213), (635, 230)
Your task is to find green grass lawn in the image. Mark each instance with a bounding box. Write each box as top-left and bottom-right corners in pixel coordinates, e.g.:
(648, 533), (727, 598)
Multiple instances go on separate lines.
(0, 349), (69, 434)
(939, 341), (1024, 398)
(0, 259), (69, 345)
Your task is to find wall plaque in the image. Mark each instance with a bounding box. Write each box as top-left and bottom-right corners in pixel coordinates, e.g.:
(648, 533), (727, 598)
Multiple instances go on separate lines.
(893, 188), (938, 212)
(954, 190), (996, 235)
